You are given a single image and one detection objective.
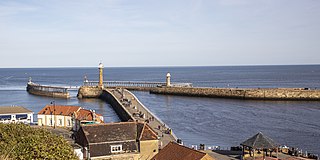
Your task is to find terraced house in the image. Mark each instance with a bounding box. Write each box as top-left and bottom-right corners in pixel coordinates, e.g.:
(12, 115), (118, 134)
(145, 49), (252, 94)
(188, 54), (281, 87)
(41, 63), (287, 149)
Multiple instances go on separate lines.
(75, 122), (159, 160)
(37, 105), (104, 130)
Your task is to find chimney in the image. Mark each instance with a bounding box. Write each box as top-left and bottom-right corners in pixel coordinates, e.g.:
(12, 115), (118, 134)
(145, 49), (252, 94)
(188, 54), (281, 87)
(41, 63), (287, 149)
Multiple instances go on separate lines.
(92, 110), (96, 121)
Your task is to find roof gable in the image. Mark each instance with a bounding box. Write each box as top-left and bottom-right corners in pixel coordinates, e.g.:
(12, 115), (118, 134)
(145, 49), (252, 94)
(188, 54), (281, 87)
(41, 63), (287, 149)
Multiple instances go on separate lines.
(139, 123), (158, 141)
(75, 109), (103, 123)
(152, 142), (207, 160)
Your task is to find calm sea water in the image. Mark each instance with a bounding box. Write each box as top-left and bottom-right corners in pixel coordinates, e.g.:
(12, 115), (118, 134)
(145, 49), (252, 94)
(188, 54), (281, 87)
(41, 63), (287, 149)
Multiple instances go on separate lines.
(0, 65), (319, 155)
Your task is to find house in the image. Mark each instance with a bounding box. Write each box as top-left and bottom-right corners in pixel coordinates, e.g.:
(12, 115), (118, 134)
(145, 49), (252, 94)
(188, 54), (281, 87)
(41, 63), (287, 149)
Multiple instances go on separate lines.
(75, 122), (159, 160)
(37, 105), (104, 129)
(73, 108), (104, 131)
(0, 106), (33, 124)
(151, 142), (215, 160)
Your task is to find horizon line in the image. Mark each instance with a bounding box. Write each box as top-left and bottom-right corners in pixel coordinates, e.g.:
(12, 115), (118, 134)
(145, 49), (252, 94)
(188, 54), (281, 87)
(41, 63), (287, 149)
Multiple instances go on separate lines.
(0, 63), (319, 69)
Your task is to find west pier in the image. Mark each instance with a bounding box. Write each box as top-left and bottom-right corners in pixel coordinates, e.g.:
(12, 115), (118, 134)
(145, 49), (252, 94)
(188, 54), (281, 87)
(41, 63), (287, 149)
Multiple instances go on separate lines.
(26, 79), (70, 99)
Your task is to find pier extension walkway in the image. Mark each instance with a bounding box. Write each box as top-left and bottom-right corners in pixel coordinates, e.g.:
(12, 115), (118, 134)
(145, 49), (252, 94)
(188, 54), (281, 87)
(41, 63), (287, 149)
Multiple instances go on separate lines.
(108, 88), (177, 148)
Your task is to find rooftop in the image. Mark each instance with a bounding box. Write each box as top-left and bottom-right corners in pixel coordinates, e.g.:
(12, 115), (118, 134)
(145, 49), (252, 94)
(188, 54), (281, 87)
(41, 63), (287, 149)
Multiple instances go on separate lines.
(151, 142), (215, 160)
(38, 105), (81, 116)
(241, 132), (278, 149)
(0, 106), (33, 114)
(75, 109), (103, 123)
(80, 122), (158, 144)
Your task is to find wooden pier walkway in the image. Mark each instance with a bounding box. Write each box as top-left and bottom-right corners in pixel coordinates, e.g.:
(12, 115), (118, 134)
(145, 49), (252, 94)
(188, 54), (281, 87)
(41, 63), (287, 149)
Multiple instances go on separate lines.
(108, 88), (177, 148)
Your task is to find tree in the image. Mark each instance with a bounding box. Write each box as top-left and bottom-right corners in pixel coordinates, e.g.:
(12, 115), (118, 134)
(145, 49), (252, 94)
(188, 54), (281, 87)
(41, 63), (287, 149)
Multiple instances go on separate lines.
(0, 123), (78, 160)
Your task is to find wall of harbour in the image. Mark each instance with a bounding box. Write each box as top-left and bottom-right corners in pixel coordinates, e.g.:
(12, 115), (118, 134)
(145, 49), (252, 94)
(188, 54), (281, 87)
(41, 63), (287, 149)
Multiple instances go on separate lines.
(26, 83), (70, 99)
(149, 87), (320, 100)
(77, 86), (102, 99)
(77, 86), (133, 121)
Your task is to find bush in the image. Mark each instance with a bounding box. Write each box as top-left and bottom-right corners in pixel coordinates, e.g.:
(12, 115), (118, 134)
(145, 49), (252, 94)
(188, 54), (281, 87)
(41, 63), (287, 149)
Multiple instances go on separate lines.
(0, 123), (78, 160)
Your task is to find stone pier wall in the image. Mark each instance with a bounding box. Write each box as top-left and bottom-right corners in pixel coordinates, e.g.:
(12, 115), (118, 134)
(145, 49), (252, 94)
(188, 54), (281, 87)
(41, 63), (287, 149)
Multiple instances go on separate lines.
(77, 86), (102, 98)
(99, 89), (134, 121)
(149, 87), (320, 100)
(77, 86), (133, 121)
(27, 83), (70, 99)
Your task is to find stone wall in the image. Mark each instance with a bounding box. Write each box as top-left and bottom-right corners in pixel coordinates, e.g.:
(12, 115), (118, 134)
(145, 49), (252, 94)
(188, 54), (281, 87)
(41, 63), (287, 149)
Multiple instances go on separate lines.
(139, 140), (159, 160)
(77, 86), (133, 121)
(99, 89), (134, 121)
(27, 85), (70, 99)
(150, 87), (320, 100)
(77, 86), (102, 98)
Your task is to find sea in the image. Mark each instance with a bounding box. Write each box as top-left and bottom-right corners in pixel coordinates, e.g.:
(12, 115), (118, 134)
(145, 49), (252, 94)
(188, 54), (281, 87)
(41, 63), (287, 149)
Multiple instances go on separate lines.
(0, 65), (319, 155)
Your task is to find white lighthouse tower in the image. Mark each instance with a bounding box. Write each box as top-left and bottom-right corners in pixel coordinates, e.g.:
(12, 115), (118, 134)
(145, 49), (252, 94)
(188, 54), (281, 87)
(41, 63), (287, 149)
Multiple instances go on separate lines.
(166, 72), (171, 87)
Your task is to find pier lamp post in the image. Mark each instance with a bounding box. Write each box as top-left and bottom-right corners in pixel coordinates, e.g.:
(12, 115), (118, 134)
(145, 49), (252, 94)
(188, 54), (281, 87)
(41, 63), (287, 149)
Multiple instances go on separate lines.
(50, 101), (56, 129)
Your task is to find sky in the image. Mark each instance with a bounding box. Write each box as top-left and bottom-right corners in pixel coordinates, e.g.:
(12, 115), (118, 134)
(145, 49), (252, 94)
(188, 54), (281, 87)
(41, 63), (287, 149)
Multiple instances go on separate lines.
(0, 0), (320, 67)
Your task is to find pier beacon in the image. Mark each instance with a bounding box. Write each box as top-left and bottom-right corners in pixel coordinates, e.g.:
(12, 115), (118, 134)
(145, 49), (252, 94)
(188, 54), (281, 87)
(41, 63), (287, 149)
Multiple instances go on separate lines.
(98, 63), (104, 88)
(166, 72), (171, 87)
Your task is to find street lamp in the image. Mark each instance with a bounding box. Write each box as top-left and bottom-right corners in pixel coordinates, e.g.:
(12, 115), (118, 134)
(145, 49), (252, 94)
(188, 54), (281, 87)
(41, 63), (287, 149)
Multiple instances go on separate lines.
(50, 101), (56, 129)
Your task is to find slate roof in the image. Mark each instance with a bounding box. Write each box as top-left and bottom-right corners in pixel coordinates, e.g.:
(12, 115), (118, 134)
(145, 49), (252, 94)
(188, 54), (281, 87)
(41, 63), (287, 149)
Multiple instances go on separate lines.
(80, 122), (157, 144)
(241, 132), (278, 149)
(151, 142), (212, 160)
(38, 105), (80, 116)
(0, 106), (33, 114)
(82, 122), (137, 143)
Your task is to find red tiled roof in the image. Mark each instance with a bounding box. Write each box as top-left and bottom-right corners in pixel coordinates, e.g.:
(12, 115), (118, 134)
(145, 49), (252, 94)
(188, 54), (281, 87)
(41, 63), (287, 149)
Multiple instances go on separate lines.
(139, 123), (158, 141)
(75, 109), (103, 123)
(38, 105), (80, 116)
(38, 105), (104, 123)
(152, 142), (209, 160)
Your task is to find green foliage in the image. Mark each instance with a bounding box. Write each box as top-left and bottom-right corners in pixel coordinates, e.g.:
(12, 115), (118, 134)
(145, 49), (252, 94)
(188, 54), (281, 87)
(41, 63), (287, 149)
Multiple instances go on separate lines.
(0, 123), (78, 160)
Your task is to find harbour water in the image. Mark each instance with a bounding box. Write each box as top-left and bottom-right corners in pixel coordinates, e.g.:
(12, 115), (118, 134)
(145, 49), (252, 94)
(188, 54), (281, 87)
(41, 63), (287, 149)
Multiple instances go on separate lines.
(0, 65), (319, 155)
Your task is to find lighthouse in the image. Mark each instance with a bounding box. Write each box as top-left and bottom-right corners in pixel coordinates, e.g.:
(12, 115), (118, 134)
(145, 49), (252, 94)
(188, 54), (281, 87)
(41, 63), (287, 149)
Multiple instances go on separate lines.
(98, 63), (104, 88)
(166, 72), (171, 87)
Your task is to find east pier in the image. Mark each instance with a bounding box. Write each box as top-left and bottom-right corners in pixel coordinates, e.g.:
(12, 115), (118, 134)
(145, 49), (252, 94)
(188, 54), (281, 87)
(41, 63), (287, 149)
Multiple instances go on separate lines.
(149, 87), (320, 101)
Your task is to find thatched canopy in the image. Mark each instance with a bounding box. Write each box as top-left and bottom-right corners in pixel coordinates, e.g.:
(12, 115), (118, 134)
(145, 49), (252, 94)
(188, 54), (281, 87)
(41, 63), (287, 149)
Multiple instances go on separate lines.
(241, 132), (278, 149)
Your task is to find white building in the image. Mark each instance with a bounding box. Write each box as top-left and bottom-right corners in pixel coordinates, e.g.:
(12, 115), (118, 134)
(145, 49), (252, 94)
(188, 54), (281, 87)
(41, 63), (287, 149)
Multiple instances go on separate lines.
(0, 106), (34, 124)
(37, 105), (104, 129)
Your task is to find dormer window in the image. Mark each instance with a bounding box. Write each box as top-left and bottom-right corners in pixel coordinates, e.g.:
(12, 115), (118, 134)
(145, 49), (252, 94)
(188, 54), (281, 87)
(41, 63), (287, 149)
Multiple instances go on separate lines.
(111, 145), (122, 153)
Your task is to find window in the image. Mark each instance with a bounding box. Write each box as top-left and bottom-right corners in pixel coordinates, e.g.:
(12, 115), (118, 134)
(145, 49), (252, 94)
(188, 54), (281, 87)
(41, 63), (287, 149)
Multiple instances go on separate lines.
(16, 114), (28, 120)
(49, 118), (53, 125)
(67, 120), (71, 126)
(0, 115), (11, 121)
(111, 145), (122, 153)
(58, 119), (62, 126)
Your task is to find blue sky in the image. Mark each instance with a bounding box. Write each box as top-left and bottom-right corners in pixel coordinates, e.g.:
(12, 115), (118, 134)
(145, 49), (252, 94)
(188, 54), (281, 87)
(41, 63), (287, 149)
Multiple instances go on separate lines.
(0, 0), (319, 67)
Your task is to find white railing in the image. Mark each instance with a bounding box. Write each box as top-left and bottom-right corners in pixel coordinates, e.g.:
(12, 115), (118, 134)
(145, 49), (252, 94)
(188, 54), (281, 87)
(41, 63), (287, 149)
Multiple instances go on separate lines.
(126, 89), (178, 141)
